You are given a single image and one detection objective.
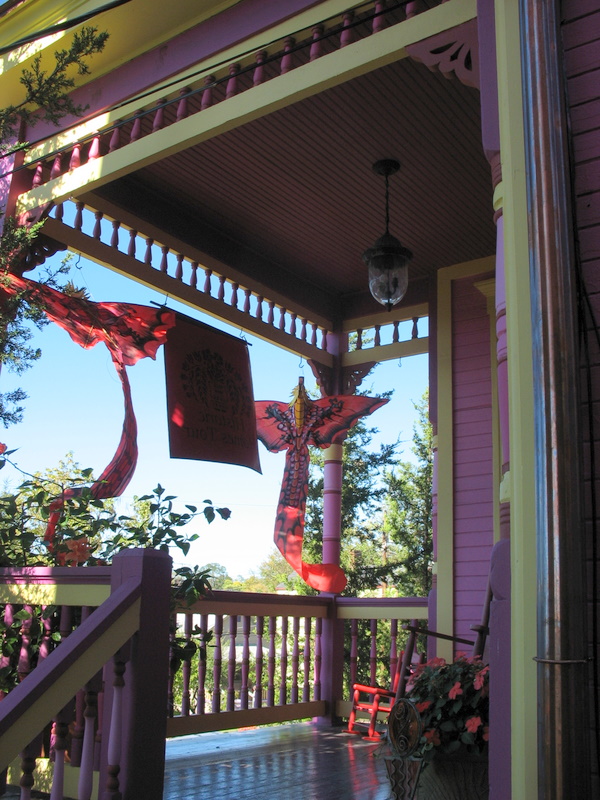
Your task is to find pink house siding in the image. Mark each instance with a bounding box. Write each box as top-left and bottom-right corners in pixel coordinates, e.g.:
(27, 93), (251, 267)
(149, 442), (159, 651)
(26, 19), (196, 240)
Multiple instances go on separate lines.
(451, 276), (495, 648)
(562, 0), (600, 791)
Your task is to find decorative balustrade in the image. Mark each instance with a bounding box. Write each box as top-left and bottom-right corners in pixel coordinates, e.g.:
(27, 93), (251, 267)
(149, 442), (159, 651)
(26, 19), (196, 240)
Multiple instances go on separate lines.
(19, 1), (441, 202)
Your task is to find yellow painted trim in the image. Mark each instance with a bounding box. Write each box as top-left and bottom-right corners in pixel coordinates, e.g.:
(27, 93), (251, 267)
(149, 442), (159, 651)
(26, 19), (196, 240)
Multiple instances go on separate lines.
(0, 583), (110, 606)
(436, 256), (495, 662)
(7, 758), (99, 799)
(475, 278), (501, 543)
(342, 337), (428, 367)
(17, 0), (477, 213)
(0, 597), (140, 773)
(494, 1), (538, 796)
(335, 606), (428, 621)
(499, 470), (511, 504)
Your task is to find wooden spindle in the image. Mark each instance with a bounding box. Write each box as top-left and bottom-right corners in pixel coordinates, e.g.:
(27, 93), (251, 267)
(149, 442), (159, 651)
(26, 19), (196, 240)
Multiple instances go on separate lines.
(74, 204), (84, 232)
(128, 229), (137, 258)
(218, 275), (226, 302)
(50, 153), (62, 179)
(204, 268), (213, 295)
(350, 618), (359, 687)
(197, 613), (208, 714)
(267, 617), (277, 706)
(177, 89), (190, 121)
(290, 313), (297, 337)
(302, 617), (312, 702)
(212, 616), (223, 713)
(144, 237), (154, 265)
(240, 616), (251, 709)
(19, 752), (36, 800)
(393, 320), (400, 342)
(70, 688), (85, 765)
(405, 1), (423, 20)
(109, 124), (121, 153)
(356, 329), (363, 350)
(181, 613), (192, 716)
(104, 658), (126, 800)
(311, 324), (318, 346)
(227, 615), (237, 712)
(267, 301), (275, 326)
(129, 113), (142, 143)
(301, 319), (307, 341)
(254, 616), (264, 709)
(254, 50), (267, 86)
(369, 618), (378, 686)
(340, 11), (355, 47)
(190, 261), (198, 289)
(201, 76), (215, 111)
(111, 220), (121, 248)
(69, 144), (81, 170)
(279, 308), (286, 331)
(390, 619), (399, 684)
(54, 202), (63, 221)
(153, 99), (166, 132)
(93, 211), (103, 239)
(374, 324), (381, 347)
(17, 605), (33, 682)
(32, 162), (44, 189)
(310, 25), (324, 61)
(175, 253), (184, 281)
(314, 617), (322, 701)
(412, 316), (419, 338)
(322, 330), (328, 350)
(290, 617), (300, 704)
(49, 715), (69, 800)
(78, 685), (98, 800)
(38, 610), (53, 662)
(280, 37), (295, 74)
(88, 135), (101, 161)
(255, 295), (263, 320)
(160, 245), (169, 273)
(373, 0), (388, 32)
(231, 282), (239, 308)
(244, 289), (251, 315)
(279, 616), (288, 705)
(226, 63), (240, 99)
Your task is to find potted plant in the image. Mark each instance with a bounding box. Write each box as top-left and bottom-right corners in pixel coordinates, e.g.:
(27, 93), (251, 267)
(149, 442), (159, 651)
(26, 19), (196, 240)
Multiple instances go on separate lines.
(405, 655), (489, 799)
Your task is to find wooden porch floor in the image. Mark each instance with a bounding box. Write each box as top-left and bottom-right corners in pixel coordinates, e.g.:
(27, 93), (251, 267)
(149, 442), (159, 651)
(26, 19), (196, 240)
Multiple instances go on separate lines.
(164, 723), (393, 800)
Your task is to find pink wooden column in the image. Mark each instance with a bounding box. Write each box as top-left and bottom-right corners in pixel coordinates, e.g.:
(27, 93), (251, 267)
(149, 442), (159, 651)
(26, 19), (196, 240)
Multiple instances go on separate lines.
(322, 443), (344, 567)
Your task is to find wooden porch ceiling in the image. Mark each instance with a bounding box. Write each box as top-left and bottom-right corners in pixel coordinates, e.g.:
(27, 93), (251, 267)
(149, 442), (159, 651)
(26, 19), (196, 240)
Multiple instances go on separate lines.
(90, 52), (495, 327)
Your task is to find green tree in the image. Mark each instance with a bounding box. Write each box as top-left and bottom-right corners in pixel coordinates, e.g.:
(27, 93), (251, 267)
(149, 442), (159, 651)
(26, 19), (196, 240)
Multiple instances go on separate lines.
(0, 27), (108, 427)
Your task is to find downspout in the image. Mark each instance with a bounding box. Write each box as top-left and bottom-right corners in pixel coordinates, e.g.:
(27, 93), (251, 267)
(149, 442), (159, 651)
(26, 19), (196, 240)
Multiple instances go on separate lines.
(519, 1), (591, 797)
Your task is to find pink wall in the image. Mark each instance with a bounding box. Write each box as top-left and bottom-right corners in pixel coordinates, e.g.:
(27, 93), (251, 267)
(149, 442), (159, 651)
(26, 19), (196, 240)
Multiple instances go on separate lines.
(451, 276), (495, 648)
(562, 0), (600, 792)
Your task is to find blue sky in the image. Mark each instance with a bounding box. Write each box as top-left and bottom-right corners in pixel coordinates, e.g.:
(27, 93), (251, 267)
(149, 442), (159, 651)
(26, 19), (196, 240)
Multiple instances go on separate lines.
(1, 254), (428, 577)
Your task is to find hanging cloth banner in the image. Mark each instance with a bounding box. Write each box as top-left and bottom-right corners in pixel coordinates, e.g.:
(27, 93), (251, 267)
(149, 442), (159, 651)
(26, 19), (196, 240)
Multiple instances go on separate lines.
(164, 313), (261, 472)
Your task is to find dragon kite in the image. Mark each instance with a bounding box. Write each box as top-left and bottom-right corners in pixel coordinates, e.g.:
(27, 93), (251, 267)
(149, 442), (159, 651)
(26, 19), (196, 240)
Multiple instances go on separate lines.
(255, 377), (387, 593)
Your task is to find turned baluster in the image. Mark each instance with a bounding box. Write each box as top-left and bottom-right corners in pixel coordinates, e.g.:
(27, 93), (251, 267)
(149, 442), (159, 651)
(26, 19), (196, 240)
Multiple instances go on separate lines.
(19, 745), (37, 800)
(197, 613), (208, 714)
(369, 618), (378, 686)
(374, 324), (381, 347)
(226, 615), (237, 711)
(111, 220), (120, 248)
(289, 313), (297, 337)
(69, 143), (81, 170)
(254, 616), (264, 709)
(70, 687), (85, 765)
(92, 211), (103, 239)
(153, 99), (166, 132)
(128, 229), (137, 258)
(212, 616), (223, 713)
(190, 261), (198, 289)
(159, 245), (169, 273)
(204, 268), (213, 295)
(280, 37), (295, 74)
(255, 295), (263, 321)
(104, 658), (126, 800)
(144, 237), (154, 265)
(226, 63), (240, 99)
(302, 617), (312, 702)
(175, 253), (184, 281)
(310, 25), (324, 61)
(290, 617), (300, 704)
(322, 330), (328, 350)
(129, 112), (142, 143)
(405, 2), (424, 21)
(314, 618), (322, 701)
(267, 617), (277, 706)
(201, 76), (215, 111)
(267, 301), (275, 326)
(340, 11), (355, 47)
(231, 282), (239, 308)
(17, 605), (33, 682)
(243, 288), (251, 315)
(78, 681), (99, 800)
(350, 618), (359, 686)
(181, 613), (192, 716)
(50, 152), (62, 180)
(88, 135), (101, 161)
(390, 619), (399, 684)
(38, 609), (53, 662)
(240, 616), (251, 709)
(176, 89), (189, 122)
(373, 0), (388, 32)
(393, 320), (400, 343)
(311, 324), (318, 347)
(279, 308), (286, 331)
(412, 316), (419, 338)
(279, 616), (288, 705)
(54, 201), (64, 221)
(218, 275), (226, 302)
(49, 713), (69, 800)
(74, 203), (84, 232)
(108, 124), (121, 153)
(32, 162), (44, 189)
(356, 329), (363, 350)
(300, 319), (307, 341)
(254, 50), (267, 86)
(0, 605), (14, 697)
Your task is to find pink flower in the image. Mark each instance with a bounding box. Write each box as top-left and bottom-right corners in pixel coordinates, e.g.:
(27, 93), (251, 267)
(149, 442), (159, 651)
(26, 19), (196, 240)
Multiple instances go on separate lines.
(465, 716), (482, 734)
(448, 681), (463, 700)
(0, 443), (6, 455)
(415, 700), (431, 713)
(424, 728), (441, 746)
(427, 657), (447, 668)
(474, 666), (489, 690)
(64, 538), (91, 566)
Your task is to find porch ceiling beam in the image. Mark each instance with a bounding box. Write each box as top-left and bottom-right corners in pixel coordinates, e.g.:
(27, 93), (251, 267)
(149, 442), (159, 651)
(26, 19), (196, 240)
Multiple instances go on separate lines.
(15, 0), (477, 215)
(341, 336), (428, 367)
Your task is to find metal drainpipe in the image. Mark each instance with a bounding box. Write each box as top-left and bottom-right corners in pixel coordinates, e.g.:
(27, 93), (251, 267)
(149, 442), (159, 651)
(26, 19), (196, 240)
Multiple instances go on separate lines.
(519, 0), (591, 797)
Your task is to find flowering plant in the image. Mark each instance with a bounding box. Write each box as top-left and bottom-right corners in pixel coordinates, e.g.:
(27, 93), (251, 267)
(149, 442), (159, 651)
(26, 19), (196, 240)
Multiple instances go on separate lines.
(406, 655), (489, 760)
